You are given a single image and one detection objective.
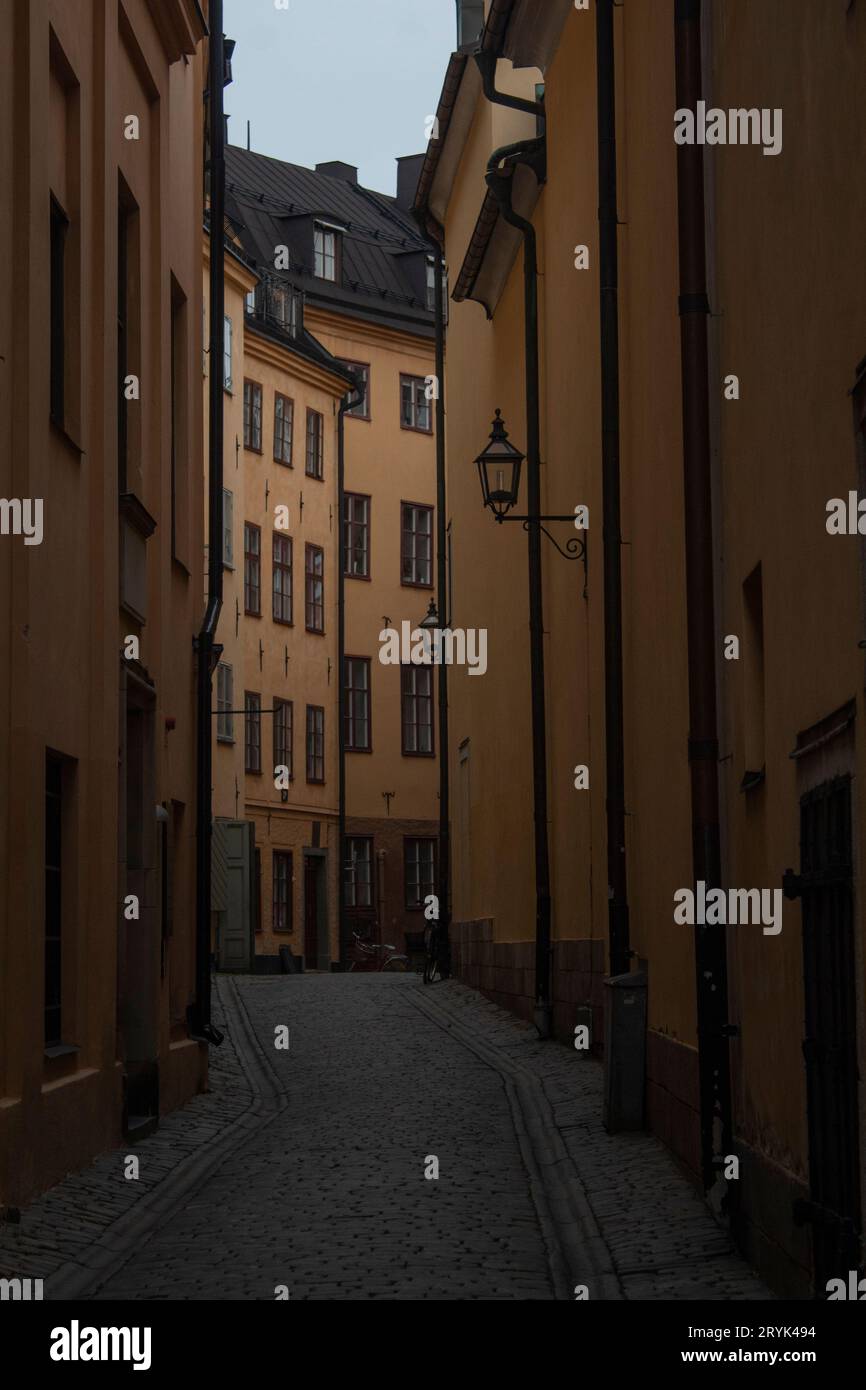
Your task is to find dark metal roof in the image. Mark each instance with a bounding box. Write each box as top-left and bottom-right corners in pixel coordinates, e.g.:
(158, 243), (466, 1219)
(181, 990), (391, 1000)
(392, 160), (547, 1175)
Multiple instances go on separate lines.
(224, 146), (435, 336)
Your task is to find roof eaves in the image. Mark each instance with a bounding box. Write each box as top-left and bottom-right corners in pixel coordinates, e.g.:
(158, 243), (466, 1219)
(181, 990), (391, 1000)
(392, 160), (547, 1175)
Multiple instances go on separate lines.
(412, 52), (469, 241)
(452, 189), (500, 313)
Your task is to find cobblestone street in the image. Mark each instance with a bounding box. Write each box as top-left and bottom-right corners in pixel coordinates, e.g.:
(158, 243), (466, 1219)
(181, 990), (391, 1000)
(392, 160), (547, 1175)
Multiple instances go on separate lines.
(1, 975), (773, 1301)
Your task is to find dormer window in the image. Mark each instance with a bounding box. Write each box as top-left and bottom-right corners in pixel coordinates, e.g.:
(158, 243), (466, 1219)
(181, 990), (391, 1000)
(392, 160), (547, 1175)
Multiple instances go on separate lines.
(314, 223), (341, 282)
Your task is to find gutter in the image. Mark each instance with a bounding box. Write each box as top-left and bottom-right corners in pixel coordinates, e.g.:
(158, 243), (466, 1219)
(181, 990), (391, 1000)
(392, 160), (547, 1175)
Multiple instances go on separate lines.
(190, 0), (226, 1047)
(413, 53), (469, 243)
(673, 0), (733, 1192)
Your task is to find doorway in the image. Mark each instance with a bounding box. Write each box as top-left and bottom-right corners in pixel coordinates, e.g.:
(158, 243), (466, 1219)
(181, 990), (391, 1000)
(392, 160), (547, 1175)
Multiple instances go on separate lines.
(304, 852), (327, 970)
(799, 775), (862, 1291)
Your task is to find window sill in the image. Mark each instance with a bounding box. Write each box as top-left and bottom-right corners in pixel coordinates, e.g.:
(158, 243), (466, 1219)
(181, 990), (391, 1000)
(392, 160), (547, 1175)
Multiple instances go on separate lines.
(44, 1043), (80, 1060)
(401, 579), (434, 590)
(217, 736), (235, 746)
(400, 424), (433, 436)
(345, 572), (371, 582)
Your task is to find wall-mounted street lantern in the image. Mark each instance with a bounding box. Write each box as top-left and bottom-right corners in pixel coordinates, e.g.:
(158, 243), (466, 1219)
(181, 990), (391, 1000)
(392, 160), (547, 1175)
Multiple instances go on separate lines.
(475, 410), (587, 575)
(475, 409), (524, 520)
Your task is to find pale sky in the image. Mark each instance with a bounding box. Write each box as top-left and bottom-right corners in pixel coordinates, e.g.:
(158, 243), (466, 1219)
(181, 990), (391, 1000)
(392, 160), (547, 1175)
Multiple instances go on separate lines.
(224, 0), (457, 196)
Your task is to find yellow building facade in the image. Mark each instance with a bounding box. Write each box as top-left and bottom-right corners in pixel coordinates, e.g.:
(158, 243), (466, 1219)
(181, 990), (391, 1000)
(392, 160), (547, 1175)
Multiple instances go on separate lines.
(419, 0), (866, 1295)
(214, 144), (439, 969)
(0, 0), (209, 1205)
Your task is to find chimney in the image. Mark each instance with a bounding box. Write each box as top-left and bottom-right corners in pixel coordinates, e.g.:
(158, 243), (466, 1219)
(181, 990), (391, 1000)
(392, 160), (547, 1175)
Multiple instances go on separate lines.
(455, 0), (484, 51)
(395, 154), (426, 212)
(315, 161), (358, 185)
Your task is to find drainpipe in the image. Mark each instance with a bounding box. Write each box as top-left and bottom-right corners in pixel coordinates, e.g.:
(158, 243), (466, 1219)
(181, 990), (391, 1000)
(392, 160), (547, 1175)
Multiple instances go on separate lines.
(484, 135), (552, 1037)
(433, 250), (452, 977)
(338, 382), (364, 968)
(596, 0), (631, 979)
(674, 0), (733, 1191)
(191, 0), (225, 1046)
(412, 210), (452, 978)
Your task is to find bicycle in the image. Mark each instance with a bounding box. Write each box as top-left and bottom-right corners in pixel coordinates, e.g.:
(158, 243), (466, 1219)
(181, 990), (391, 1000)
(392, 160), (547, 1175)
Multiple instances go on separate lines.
(423, 922), (441, 985)
(348, 929), (409, 973)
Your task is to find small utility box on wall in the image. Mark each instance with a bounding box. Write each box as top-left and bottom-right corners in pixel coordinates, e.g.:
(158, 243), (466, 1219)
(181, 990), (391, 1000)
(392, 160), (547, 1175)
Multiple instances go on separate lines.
(603, 970), (647, 1132)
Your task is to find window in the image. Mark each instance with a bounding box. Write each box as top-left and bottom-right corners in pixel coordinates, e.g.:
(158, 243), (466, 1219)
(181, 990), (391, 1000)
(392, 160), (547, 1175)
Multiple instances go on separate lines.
(273, 850), (293, 932)
(274, 699), (293, 781)
(243, 379), (262, 451)
(426, 258), (436, 313)
(339, 361), (370, 419)
(50, 197), (68, 427)
(217, 663), (234, 742)
(306, 705), (325, 783)
(223, 316), (233, 391)
(345, 837), (373, 908)
(305, 543), (324, 632)
(401, 503), (433, 587)
(270, 282), (300, 336)
(117, 187), (140, 488)
(314, 224), (340, 282)
(400, 374), (432, 433)
(222, 488), (234, 566)
(274, 393), (294, 465)
(170, 279), (188, 563)
(245, 692), (262, 773)
(273, 533), (293, 625)
(405, 838), (436, 910)
(402, 665), (434, 755)
(306, 408), (324, 479)
(244, 522), (261, 615)
(343, 493), (370, 578)
(345, 657), (371, 752)
(45, 753), (63, 1047)
(245, 288), (256, 314)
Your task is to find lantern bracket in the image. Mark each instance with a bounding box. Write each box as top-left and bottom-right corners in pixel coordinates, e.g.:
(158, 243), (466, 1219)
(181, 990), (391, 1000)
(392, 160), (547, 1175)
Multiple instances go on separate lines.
(495, 513), (587, 588)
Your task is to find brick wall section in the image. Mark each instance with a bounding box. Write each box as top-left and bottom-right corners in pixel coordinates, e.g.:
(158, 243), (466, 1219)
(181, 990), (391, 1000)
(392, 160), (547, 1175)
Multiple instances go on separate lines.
(346, 816), (439, 953)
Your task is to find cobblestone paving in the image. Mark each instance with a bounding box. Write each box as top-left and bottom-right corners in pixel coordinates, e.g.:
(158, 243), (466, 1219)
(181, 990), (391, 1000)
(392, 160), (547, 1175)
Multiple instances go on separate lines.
(0, 977), (253, 1289)
(2, 973), (774, 1301)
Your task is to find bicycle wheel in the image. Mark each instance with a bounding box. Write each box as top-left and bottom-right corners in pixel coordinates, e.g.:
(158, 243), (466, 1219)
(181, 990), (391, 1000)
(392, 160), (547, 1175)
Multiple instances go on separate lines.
(423, 954), (440, 985)
(382, 955), (409, 972)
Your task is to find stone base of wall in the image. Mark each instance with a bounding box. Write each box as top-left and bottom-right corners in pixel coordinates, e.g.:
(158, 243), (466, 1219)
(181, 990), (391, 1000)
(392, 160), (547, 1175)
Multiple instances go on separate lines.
(729, 1139), (812, 1298)
(449, 920), (606, 1046)
(646, 1029), (701, 1186)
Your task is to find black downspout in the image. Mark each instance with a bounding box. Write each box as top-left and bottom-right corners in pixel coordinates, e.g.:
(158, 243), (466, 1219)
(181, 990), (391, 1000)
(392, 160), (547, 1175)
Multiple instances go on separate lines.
(596, 0), (631, 978)
(338, 382), (364, 968)
(485, 138), (552, 1038)
(191, 0), (225, 1046)
(674, 0), (732, 1191)
(433, 249), (451, 977)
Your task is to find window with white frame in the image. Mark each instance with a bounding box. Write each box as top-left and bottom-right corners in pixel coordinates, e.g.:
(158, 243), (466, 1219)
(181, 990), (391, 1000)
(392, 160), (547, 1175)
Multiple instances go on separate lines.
(217, 663), (234, 742)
